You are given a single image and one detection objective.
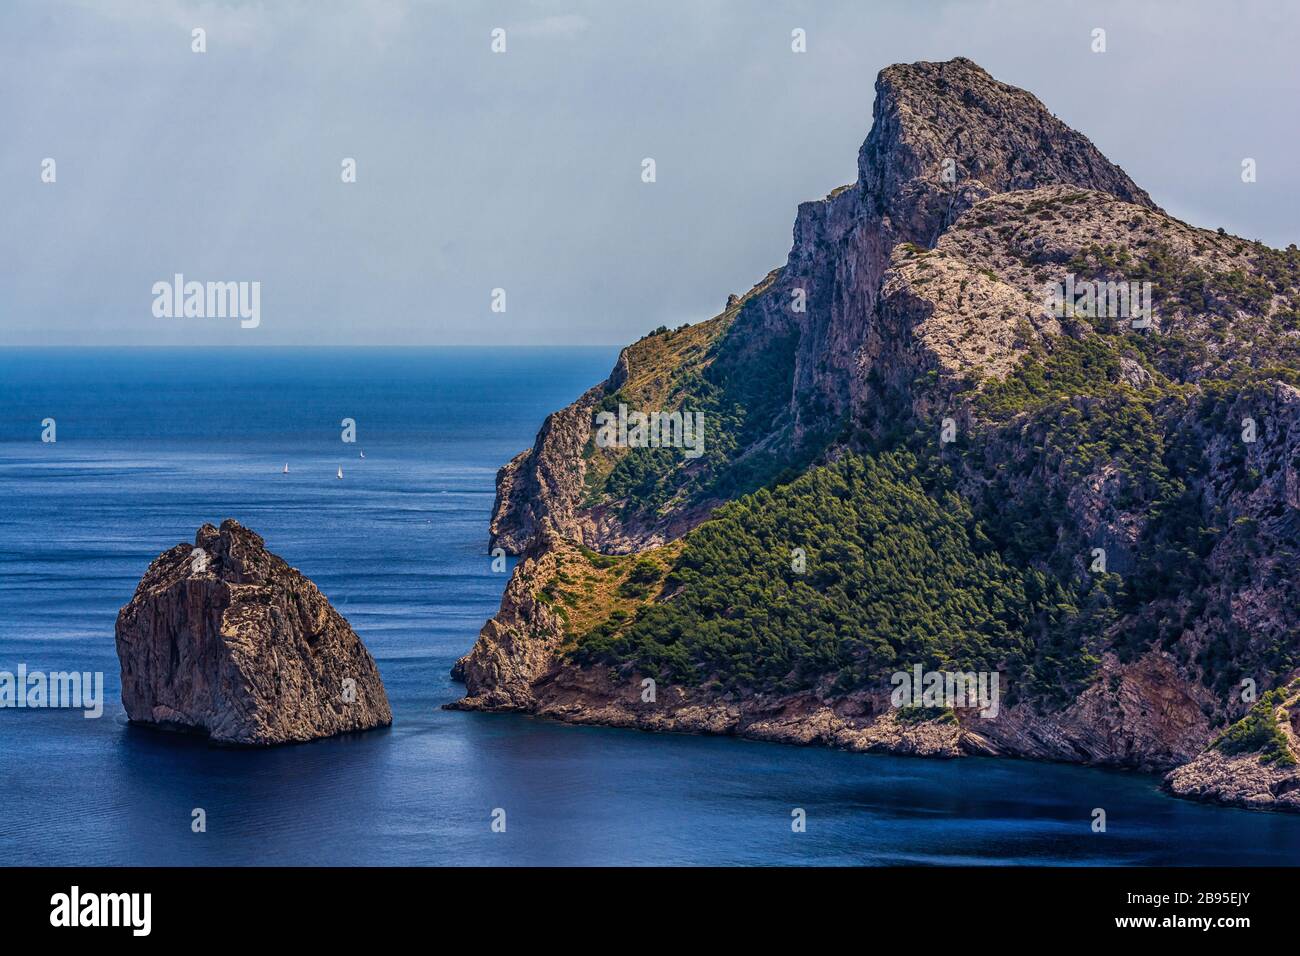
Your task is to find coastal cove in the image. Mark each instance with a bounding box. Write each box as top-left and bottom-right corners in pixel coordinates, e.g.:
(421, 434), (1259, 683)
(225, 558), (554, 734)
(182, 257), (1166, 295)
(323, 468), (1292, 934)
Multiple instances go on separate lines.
(3, 348), (1300, 866)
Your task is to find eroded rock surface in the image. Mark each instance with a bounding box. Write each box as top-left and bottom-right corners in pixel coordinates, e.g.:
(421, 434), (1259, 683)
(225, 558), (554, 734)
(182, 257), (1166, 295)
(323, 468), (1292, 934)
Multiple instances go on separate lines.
(116, 519), (391, 745)
(489, 57), (1156, 556)
(1165, 751), (1300, 812)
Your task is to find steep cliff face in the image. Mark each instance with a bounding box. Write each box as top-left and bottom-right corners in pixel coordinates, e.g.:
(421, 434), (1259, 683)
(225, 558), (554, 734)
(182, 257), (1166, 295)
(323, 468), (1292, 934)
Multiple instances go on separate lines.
(490, 58), (1156, 557)
(489, 386), (606, 554)
(116, 519), (392, 745)
(457, 57), (1300, 810)
(453, 521), (571, 709)
(787, 57), (1157, 438)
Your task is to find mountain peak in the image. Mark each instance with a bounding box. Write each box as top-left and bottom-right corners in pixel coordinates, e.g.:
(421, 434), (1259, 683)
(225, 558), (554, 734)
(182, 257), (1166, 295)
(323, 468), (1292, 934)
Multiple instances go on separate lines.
(859, 57), (1156, 244)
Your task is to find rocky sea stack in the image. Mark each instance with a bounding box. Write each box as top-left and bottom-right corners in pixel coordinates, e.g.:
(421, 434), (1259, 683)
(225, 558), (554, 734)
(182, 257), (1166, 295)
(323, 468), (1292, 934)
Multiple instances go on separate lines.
(454, 57), (1300, 812)
(116, 519), (391, 745)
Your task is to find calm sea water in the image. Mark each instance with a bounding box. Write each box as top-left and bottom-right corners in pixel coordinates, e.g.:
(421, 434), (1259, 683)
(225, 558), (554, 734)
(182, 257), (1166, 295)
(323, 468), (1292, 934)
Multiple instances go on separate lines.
(1, 347), (1298, 866)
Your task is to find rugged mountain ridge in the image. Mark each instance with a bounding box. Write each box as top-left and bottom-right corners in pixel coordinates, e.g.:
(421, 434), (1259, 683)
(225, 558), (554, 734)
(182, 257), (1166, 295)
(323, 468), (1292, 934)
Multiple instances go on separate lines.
(490, 58), (1156, 556)
(458, 58), (1300, 811)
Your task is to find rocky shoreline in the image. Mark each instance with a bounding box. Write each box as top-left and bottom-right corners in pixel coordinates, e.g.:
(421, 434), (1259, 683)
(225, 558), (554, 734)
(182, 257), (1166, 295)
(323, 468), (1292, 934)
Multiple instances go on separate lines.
(452, 658), (1300, 814)
(1163, 751), (1300, 813)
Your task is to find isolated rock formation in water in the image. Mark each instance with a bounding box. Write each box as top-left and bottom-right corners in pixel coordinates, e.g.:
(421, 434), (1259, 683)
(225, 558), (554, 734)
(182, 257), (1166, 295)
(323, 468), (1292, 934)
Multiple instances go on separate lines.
(115, 519), (391, 745)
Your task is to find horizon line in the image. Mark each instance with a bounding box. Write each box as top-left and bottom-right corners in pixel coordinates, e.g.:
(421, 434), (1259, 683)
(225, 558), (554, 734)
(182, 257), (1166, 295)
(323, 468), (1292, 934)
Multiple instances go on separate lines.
(0, 343), (627, 350)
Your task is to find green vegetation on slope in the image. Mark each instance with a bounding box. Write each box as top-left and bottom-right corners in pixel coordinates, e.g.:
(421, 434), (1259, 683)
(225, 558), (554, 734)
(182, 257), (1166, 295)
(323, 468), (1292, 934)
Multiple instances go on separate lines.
(562, 215), (1300, 711)
(570, 318), (1300, 705)
(573, 449), (1109, 701)
(973, 331), (1300, 691)
(582, 295), (840, 521)
(591, 325), (805, 513)
(1212, 687), (1297, 767)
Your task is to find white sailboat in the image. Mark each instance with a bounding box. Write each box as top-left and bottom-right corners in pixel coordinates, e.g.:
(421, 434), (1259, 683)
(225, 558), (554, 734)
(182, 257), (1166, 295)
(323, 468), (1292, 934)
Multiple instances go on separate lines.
(359, 450), (365, 459)
(283, 463), (289, 474)
(336, 466), (343, 479)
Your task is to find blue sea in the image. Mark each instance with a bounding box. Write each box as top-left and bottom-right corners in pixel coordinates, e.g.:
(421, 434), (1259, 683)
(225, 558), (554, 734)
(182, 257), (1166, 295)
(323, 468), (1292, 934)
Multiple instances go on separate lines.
(1, 347), (1298, 866)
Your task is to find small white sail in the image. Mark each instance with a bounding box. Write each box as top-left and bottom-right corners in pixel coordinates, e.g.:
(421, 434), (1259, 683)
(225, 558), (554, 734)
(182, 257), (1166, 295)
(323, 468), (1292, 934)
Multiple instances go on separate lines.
(283, 463), (289, 474)
(359, 450), (365, 459)
(337, 466), (343, 479)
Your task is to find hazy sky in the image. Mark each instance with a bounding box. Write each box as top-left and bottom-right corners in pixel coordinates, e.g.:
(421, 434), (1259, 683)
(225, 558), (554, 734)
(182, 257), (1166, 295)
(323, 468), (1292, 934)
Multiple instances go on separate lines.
(3, 0), (1297, 346)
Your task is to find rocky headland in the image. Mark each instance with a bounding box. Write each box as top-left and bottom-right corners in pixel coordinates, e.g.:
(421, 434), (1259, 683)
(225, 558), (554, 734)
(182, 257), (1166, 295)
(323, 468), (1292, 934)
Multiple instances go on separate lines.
(452, 58), (1300, 812)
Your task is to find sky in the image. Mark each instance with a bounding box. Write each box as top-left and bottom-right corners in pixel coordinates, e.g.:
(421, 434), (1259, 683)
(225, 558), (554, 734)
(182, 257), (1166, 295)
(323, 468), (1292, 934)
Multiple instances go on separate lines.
(2, 0), (1298, 346)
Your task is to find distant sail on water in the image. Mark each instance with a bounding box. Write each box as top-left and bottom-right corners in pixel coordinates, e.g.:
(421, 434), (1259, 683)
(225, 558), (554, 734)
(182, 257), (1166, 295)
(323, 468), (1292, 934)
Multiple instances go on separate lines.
(337, 466), (343, 479)
(283, 463), (289, 474)
(360, 450), (365, 459)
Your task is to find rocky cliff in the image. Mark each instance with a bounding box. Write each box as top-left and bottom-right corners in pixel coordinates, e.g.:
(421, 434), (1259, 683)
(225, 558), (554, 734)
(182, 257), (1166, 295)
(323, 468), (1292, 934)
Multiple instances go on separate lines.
(1164, 681), (1300, 812)
(456, 58), (1300, 812)
(116, 519), (392, 745)
(490, 58), (1157, 557)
